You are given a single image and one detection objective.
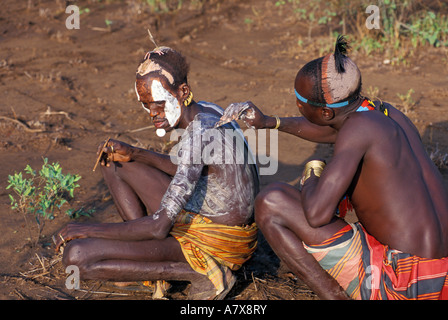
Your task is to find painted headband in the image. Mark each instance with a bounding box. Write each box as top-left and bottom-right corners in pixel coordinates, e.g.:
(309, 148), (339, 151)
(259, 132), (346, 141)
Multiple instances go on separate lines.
(295, 89), (358, 108)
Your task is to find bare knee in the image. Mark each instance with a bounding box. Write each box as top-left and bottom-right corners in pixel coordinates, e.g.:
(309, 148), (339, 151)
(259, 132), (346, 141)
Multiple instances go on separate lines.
(62, 239), (90, 269)
(99, 160), (120, 179)
(255, 182), (294, 227)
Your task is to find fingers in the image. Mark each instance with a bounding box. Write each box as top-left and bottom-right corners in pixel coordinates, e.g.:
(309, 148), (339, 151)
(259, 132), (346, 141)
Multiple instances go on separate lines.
(215, 102), (253, 128)
(98, 139), (133, 166)
(97, 138), (114, 154)
(96, 139), (117, 167)
(53, 224), (87, 253)
(101, 140), (115, 155)
(240, 107), (256, 127)
(53, 229), (68, 253)
(100, 152), (113, 167)
(106, 148), (114, 164)
(228, 102), (251, 118)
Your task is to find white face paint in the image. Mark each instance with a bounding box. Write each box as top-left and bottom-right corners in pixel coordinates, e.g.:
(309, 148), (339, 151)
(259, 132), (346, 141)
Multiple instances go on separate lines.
(135, 80), (181, 138)
(134, 81), (141, 101)
(151, 80), (182, 127)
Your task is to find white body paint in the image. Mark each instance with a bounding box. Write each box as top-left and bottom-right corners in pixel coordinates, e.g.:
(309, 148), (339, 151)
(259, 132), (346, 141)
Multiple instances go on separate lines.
(151, 80), (182, 127)
(160, 102), (259, 223)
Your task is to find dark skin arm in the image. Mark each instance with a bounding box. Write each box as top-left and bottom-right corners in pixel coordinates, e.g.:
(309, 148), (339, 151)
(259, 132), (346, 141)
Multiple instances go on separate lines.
(99, 139), (177, 176)
(301, 117), (368, 227)
(56, 132), (207, 251)
(270, 116), (338, 143)
(219, 101), (338, 143)
(55, 208), (174, 252)
(55, 140), (179, 251)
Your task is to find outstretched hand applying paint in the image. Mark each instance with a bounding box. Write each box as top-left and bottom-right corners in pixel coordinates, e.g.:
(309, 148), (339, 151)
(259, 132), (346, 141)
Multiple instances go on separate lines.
(215, 101), (272, 129)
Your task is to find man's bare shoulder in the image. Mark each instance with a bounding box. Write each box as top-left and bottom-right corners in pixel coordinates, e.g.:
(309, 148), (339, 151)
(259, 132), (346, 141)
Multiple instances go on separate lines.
(349, 107), (398, 133)
(334, 109), (400, 159)
(338, 110), (385, 139)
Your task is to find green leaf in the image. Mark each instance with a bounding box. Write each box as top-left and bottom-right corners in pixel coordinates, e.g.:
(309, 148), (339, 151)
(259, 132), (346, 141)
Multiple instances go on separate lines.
(25, 165), (36, 176)
(23, 187), (31, 196)
(57, 199), (67, 208)
(8, 194), (15, 205)
(427, 11), (436, 20)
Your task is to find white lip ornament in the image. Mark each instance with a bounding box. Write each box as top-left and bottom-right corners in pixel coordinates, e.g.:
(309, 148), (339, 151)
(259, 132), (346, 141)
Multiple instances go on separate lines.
(151, 80), (181, 138)
(156, 128), (166, 137)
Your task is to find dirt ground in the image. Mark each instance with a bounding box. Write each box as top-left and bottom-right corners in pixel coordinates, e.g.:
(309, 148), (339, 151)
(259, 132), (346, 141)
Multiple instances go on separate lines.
(0, 0), (447, 300)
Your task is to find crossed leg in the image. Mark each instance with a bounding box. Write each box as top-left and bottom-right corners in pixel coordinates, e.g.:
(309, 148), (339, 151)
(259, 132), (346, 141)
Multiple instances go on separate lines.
(62, 236), (207, 283)
(255, 182), (350, 300)
(62, 160), (216, 297)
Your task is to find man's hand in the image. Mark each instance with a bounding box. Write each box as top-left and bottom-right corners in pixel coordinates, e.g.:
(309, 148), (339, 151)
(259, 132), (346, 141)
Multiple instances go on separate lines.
(97, 139), (134, 167)
(215, 101), (267, 129)
(54, 223), (90, 253)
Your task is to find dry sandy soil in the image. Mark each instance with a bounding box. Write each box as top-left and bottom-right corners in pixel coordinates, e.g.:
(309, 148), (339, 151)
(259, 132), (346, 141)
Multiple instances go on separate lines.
(0, 0), (447, 301)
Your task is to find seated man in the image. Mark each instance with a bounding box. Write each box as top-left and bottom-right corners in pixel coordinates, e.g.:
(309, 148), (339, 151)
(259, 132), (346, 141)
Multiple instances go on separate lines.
(219, 36), (448, 300)
(55, 47), (259, 300)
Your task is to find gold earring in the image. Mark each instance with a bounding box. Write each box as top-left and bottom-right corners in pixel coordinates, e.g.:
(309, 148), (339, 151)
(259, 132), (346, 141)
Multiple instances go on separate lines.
(184, 91), (193, 107)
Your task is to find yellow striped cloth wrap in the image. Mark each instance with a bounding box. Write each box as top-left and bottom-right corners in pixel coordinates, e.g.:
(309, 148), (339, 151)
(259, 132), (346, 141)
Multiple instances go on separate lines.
(170, 210), (258, 295)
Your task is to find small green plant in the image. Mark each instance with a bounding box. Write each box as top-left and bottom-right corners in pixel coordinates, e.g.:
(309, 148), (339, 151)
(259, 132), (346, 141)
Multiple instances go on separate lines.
(244, 17), (254, 31)
(145, 0), (184, 13)
(7, 158), (88, 245)
(275, 0), (337, 39)
(273, 0), (447, 64)
(397, 88), (416, 114)
(105, 19), (113, 27)
(79, 7), (90, 15)
(365, 85), (380, 99)
(407, 11), (448, 48)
